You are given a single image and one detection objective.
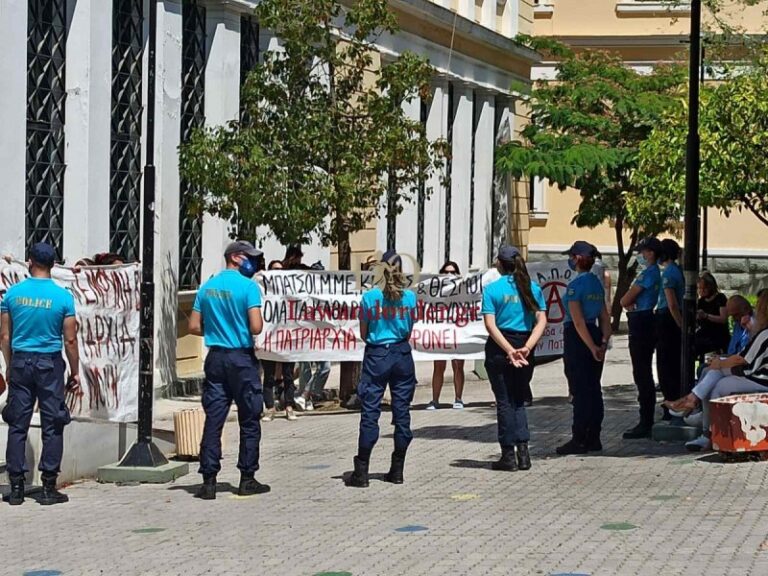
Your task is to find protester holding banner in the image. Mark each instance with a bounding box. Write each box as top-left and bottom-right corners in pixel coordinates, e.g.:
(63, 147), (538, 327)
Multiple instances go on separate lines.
(557, 241), (611, 455)
(427, 261), (466, 411)
(1, 242), (79, 506)
(346, 250), (418, 488)
(481, 246), (547, 472)
(620, 237), (662, 439)
(188, 241), (270, 500)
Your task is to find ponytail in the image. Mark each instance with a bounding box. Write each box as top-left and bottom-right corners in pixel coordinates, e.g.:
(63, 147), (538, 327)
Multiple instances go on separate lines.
(381, 263), (407, 302)
(500, 255), (538, 314)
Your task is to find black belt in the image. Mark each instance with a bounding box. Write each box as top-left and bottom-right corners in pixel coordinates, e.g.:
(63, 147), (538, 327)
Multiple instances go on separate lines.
(365, 339), (409, 349)
(627, 309), (654, 316)
(208, 346), (254, 353)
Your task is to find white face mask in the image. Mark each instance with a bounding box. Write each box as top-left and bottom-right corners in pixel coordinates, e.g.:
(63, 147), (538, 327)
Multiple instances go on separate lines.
(636, 254), (647, 267)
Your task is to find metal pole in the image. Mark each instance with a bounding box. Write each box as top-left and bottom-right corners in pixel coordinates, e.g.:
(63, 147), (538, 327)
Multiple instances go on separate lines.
(700, 42), (708, 270)
(120, 0), (168, 467)
(681, 0), (702, 397)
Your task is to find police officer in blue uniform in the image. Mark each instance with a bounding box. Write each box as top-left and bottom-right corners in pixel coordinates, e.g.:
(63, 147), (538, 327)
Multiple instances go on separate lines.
(1, 243), (80, 506)
(556, 241), (612, 455)
(188, 241), (270, 500)
(347, 250), (418, 488)
(656, 239), (685, 408)
(481, 246), (548, 471)
(620, 237), (663, 439)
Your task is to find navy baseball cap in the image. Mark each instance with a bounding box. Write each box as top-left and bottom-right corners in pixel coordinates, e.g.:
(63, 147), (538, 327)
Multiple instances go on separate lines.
(381, 249), (402, 268)
(29, 242), (56, 267)
(562, 241), (598, 258)
(497, 245), (521, 263)
(636, 237), (663, 255)
(224, 240), (262, 258)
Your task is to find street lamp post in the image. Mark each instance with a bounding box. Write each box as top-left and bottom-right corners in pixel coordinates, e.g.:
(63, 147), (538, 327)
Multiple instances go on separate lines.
(681, 0), (702, 397)
(118, 0), (168, 468)
(700, 42), (709, 270)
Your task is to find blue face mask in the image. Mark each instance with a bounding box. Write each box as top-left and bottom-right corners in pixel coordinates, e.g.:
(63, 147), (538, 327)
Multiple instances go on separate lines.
(567, 258), (577, 271)
(238, 257), (258, 278)
(636, 254), (647, 267)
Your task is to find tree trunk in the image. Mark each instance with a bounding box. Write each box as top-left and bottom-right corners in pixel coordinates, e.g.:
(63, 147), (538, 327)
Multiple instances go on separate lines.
(336, 225), (359, 403)
(610, 215), (638, 332)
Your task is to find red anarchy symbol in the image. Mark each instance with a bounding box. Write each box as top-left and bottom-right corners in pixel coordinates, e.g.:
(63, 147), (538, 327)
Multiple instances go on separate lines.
(542, 281), (567, 324)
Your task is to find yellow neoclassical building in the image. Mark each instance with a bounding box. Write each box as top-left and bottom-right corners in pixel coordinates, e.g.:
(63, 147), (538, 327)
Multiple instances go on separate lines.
(528, 0), (768, 291)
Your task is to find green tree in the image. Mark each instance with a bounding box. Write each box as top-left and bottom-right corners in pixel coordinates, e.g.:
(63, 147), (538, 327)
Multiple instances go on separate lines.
(179, 0), (446, 269)
(496, 45), (687, 329)
(634, 51), (768, 228)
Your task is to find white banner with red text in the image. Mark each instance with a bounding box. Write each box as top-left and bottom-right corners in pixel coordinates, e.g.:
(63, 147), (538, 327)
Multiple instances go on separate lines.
(0, 261), (140, 422)
(255, 261), (574, 362)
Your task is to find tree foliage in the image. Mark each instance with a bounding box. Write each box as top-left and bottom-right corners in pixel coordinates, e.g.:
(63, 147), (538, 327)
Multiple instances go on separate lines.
(178, 0), (446, 267)
(496, 47), (687, 328)
(635, 49), (768, 228)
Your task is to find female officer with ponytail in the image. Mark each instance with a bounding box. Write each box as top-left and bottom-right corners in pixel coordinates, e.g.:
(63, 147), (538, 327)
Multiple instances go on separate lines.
(656, 239), (684, 407)
(557, 241), (612, 455)
(619, 237), (662, 439)
(347, 250), (418, 488)
(482, 246), (547, 471)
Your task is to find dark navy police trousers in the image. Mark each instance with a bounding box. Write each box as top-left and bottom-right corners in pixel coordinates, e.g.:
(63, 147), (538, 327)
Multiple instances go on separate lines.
(357, 341), (416, 456)
(563, 322), (605, 443)
(2, 352), (71, 477)
(484, 332), (533, 447)
(628, 310), (656, 426)
(199, 347), (263, 477)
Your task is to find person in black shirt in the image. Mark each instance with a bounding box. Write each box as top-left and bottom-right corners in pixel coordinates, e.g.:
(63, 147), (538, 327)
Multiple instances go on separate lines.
(695, 272), (730, 356)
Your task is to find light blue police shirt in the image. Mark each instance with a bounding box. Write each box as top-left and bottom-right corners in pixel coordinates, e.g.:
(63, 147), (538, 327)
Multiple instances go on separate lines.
(564, 272), (605, 324)
(481, 276), (547, 332)
(193, 270), (262, 349)
(361, 288), (417, 346)
(631, 263), (661, 312)
(1, 278), (76, 353)
(657, 262), (684, 311)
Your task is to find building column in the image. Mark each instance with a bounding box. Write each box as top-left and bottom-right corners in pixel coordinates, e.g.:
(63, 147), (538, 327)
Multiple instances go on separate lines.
(201, 8), (241, 283)
(472, 91), (495, 270)
(0, 0), (28, 258)
(63, 0), (112, 264)
(509, 98), (530, 254)
(423, 78), (449, 274)
(449, 83), (473, 274)
(492, 97), (513, 250)
(150, 0), (183, 388)
(395, 96), (421, 264)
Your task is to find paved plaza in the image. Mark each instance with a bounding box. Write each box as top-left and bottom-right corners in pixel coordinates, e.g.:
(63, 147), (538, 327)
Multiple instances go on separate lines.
(4, 336), (768, 576)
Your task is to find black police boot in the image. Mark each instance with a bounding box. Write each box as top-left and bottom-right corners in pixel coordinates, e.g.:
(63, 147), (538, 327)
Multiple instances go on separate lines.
(491, 446), (518, 471)
(195, 475), (217, 500)
(556, 438), (588, 456)
(623, 422), (653, 440)
(586, 430), (603, 452)
(4, 475), (25, 506)
(238, 474), (271, 496)
(345, 457), (369, 488)
(39, 475), (69, 506)
(385, 451), (406, 484)
(516, 443), (532, 471)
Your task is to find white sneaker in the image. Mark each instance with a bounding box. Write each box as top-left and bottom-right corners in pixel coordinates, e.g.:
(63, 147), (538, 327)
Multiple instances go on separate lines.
(286, 407), (298, 421)
(685, 434), (712, 452)
(294, 396), (307, 411)
(453, 399), (465, 410)
(262, 408), (275, 422)
(684, 410), (703, 428)
(305, 398), (315, 411)
(426, 401), (438, 411)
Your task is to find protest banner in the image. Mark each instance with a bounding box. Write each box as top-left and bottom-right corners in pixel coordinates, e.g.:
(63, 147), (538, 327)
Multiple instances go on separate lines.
(255, 261), (574, 362)
(0, 261), (140, 422)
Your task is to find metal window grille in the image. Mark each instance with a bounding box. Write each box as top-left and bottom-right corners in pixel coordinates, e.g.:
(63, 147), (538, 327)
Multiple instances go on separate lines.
(444, 83), (454, 261)
(26, 0), (68, 261)
(416, 98), (428, 267)
(237, 15), (259, 242)
(179, 0), (206, 290)
(386, 170), (397, 251)
(110, 0), (144, 261)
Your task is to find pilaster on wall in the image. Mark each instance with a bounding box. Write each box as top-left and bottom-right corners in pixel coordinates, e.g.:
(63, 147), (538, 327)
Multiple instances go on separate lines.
(0, 0), (28, 258)
(395, 96), (422, 262)
(472, 92), (495, 270)
(517, 0), (535, 36)
(151, 0), (183, 388)
(201, 8), (241, 284)
(423, 78), (449, 274)
(63, 0), (112, 264)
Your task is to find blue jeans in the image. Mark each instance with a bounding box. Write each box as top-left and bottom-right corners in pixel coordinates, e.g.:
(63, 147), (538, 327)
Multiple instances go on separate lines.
(199, 348), (263, 477)
(484, 332), (533, 447)
(299, 361), (331, 398)
(357, 342), (416, 457)
(3, 352), (71, 477)
(563, 323), (604, 443)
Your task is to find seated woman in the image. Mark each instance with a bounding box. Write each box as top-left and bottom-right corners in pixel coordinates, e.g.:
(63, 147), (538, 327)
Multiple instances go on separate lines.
(695, 272), (730, 357)
(664, 290), (768, 450)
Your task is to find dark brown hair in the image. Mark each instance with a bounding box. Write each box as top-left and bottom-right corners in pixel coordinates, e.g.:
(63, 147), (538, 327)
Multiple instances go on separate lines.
(499, 254), (538, 314)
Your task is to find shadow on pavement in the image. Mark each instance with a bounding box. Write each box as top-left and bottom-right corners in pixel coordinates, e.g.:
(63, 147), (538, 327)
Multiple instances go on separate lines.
(449, 459), (492, 470)
(167, 482), (238, 495)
